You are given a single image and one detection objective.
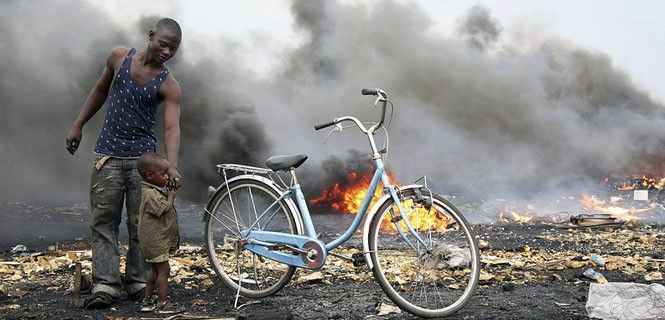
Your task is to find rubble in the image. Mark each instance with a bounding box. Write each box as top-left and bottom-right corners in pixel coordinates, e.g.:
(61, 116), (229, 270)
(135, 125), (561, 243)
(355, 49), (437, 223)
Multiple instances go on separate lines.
(0, 222), (664, 319)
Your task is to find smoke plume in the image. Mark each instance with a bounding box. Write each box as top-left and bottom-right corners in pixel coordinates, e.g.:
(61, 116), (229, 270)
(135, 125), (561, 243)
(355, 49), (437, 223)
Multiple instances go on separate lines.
(1, 0), (664, 221)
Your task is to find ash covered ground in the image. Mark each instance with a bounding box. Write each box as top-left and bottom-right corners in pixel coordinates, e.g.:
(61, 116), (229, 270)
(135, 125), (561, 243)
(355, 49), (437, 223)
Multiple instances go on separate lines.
(1, 197), (665, 319)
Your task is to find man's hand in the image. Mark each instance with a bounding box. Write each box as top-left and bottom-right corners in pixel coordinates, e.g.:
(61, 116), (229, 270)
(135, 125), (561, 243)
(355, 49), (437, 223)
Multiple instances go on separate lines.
(65, 126), (83, 155)
(167, 167), (182, 190)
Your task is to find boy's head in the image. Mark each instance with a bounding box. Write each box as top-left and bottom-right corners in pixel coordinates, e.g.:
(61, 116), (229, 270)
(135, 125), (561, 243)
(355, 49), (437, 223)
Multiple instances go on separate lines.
(138, 152), (170, 187)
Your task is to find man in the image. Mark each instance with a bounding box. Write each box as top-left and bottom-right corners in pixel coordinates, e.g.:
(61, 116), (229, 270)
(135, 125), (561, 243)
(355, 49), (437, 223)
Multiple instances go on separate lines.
(65, 18), (183, 309)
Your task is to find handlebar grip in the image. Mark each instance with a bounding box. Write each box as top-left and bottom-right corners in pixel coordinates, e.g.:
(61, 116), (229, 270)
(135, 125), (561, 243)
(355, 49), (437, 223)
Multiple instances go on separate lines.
(361, 88), (379, 96)
(314, 120), (336, 130)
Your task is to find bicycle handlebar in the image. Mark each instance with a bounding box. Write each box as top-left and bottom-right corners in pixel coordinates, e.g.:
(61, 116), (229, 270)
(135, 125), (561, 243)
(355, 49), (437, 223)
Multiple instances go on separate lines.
(314, 119), (337, 130)
(361, 88), (388, 129)
(313, 88), (389, 132)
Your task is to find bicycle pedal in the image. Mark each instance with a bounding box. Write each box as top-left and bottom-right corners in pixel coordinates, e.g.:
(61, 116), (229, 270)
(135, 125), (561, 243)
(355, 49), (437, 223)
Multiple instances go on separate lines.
(351, 252), (366, 267)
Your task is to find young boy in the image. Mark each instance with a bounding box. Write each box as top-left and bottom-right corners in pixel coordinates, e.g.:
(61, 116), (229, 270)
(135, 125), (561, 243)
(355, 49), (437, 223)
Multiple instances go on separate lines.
(136, 152), (180, 314)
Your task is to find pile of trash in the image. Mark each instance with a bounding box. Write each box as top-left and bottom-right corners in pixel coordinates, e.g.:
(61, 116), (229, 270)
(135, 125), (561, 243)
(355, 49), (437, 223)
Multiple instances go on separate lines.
(1, 224), (664, 319)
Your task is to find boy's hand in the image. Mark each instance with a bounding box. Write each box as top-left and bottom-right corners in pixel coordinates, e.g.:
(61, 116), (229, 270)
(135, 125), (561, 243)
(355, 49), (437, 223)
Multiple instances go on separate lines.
(167, 167), (182, 190)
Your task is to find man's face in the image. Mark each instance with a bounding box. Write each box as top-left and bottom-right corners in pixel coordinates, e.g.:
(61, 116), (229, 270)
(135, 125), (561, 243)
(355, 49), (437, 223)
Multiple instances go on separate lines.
(149, 28), (180, 64)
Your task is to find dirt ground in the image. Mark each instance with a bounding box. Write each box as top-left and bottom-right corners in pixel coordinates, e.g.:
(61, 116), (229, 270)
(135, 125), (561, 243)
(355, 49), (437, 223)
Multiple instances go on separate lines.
(1, 202), (664, 319)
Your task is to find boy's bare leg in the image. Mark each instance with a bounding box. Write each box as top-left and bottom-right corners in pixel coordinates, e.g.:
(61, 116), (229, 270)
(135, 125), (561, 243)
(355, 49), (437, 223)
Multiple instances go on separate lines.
(155, 261), (170, 302)
(145, 263), (158, 299)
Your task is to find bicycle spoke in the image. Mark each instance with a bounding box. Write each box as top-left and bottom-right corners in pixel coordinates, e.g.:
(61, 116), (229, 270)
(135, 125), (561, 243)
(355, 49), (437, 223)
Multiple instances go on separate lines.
(369, 189), (479, 318)
(205, 179), (298, 298)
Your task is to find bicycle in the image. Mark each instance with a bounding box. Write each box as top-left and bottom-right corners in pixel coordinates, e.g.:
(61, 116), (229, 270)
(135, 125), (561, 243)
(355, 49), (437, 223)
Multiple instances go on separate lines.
(203, 88), (480, 318)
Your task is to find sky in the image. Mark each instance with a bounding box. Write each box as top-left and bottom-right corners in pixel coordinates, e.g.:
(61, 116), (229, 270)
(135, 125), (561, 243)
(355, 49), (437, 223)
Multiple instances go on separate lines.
(95, 0), (665, 103)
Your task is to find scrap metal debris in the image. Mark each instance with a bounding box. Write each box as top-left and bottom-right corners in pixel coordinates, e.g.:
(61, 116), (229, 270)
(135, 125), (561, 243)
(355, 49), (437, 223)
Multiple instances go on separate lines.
(1, 223), (664, 318)
(1, 227), (664, 292)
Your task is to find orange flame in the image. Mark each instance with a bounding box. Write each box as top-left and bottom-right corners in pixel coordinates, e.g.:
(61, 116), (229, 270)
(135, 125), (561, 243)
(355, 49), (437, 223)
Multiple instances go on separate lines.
(310, 171), (388, 214)
(379, 199), (453, 232)
(611, 175), (665, 191)
(497, 207), (534, 224)
(310, 170), (452, 232)
(579, 193), (655, 220)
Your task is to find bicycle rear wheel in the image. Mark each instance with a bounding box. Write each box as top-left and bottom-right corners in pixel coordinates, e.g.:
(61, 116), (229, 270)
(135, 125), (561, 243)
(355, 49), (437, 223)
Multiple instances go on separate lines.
(204, 178), (299, 298)
(368, 188), (479, 318)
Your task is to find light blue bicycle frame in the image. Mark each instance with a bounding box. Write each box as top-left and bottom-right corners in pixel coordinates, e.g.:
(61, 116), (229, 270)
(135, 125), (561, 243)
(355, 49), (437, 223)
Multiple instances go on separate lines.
(238, 151), (429, 270)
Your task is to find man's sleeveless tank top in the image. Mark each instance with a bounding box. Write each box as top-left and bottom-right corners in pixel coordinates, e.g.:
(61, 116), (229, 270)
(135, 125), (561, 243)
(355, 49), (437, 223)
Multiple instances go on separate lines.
(94, 48), (170, 157)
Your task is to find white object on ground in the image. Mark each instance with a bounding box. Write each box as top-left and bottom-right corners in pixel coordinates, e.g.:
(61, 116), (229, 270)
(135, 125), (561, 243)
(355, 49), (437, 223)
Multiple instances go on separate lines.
(586, 282), (665, 320)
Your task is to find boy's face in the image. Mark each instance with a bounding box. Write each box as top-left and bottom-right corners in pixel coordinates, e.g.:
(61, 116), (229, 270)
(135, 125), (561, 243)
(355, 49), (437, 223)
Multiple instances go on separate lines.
(146, 159), (170, 187)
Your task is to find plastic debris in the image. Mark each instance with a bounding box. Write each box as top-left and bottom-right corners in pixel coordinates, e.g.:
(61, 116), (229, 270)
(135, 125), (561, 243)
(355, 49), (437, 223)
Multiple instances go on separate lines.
(583, 268), (608, 284)
(586, 282), (665, 320)
(10, 245), (27, 254)
(426, 244), (472, 269)
(376, 302), (402, 315)
(591, 254), (606, 267)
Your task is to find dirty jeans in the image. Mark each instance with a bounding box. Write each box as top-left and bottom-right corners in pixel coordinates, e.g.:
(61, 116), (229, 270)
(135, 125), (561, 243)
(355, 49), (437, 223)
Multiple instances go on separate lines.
(90, 156), (146, 298)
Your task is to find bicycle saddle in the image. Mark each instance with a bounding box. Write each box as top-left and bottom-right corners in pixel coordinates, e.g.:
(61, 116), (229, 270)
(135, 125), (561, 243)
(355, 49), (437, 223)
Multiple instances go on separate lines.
(266, 154), (308, 171)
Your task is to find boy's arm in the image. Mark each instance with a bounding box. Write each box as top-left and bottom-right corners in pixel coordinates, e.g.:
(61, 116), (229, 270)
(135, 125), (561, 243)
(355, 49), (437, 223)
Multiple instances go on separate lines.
(166, 189), (176, 212)
(65, 47), (126, 155)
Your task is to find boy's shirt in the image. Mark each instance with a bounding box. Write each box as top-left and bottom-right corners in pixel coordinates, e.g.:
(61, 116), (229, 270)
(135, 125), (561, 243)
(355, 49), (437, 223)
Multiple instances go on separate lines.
(138, 181), (179, 262)
(140, 181), (170, 217)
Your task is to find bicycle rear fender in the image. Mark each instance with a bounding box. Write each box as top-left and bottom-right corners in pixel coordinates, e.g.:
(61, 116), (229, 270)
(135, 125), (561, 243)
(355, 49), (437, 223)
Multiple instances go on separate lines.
(205, 174), (305, 235)
(361, 184), (423, 270)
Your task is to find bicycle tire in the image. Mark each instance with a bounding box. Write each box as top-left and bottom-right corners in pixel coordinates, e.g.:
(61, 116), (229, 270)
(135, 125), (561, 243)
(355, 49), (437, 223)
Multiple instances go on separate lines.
(204, 177), (299, 298)
(368, 187), (480, 318)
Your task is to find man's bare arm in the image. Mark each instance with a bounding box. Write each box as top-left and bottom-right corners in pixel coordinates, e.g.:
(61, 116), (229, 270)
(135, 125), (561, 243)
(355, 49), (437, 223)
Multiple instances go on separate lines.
(161, 75), (182, 188)
(65, 47), (127, 155)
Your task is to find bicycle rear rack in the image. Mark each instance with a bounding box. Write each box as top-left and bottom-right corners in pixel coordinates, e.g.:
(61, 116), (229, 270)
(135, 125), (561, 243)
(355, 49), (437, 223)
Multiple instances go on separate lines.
(216, 164), (289, 189)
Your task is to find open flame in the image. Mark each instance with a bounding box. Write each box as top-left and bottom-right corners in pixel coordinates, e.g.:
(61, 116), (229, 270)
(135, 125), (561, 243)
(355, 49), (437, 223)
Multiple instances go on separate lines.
(379, 199), (454, 233)
(310, 171), (388, 214)
(497, 207), (534, 224)
(578, 193), (656, 220)
(606, 175), (665, 191)
(310, 169), (452, 232)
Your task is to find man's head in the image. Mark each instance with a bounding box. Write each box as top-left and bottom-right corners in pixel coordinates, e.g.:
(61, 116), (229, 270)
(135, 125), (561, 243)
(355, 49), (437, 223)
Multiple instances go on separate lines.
(138, 152), (170, 187)
(147, 18), (181, 65)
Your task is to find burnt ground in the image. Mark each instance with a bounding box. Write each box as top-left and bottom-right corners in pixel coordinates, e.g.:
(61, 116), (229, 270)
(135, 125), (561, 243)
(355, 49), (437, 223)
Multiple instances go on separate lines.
(1, 202), (665, 319)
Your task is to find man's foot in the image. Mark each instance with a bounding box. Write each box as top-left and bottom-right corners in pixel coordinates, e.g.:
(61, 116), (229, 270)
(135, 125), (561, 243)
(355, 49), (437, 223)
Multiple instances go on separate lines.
(127, 287), (146, 302)
(83, 292), (114, 309)
(154, 298), (184, 315)
(140, 295), (156, 312)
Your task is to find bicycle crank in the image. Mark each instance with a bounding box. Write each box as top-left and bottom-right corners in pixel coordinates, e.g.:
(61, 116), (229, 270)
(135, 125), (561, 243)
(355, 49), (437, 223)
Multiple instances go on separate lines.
(300, 241), (326, 269)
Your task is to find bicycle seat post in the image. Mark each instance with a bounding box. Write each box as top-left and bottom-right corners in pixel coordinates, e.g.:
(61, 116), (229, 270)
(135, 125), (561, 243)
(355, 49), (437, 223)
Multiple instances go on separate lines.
(289, 168), (298, 186)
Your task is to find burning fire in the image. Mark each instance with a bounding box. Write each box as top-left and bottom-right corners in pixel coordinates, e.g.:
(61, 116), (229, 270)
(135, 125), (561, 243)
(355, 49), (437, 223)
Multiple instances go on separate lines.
(310, 169), (453, 232)
(310, 171), (389, 214)
(578, 193), (655, 220)
(606, 175), (665, 191)
(498, 207), (534, 224)
(379, 199), (454, 233)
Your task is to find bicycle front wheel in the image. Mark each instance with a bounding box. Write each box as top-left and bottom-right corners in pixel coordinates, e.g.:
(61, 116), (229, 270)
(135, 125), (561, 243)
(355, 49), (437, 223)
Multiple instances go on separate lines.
(368, 188), (480, 318)
(204, 178), (299, 298)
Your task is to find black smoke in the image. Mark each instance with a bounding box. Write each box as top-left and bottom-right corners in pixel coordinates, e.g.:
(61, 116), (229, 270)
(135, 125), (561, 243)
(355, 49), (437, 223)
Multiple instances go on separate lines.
(1, 0), (664, 220)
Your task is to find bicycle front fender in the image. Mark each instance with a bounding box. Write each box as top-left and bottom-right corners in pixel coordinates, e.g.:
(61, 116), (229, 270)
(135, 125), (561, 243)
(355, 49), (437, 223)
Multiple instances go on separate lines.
(361, 184), (423, 270)
(204, 174), (305, 236)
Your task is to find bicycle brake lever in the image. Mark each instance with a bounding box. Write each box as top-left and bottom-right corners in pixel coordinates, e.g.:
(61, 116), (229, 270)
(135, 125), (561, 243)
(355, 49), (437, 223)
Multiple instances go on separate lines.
(373, 96), (386, 107)
(323, 123), (343, 144)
